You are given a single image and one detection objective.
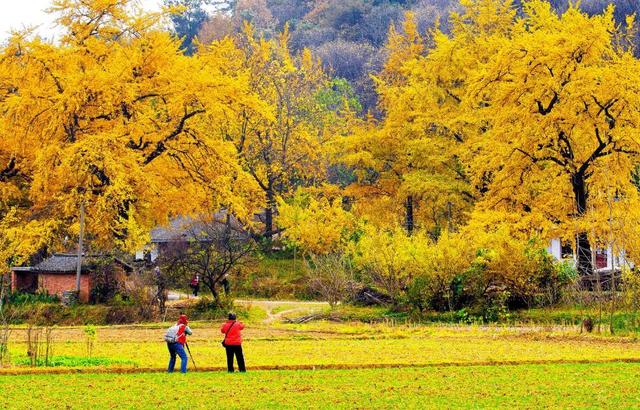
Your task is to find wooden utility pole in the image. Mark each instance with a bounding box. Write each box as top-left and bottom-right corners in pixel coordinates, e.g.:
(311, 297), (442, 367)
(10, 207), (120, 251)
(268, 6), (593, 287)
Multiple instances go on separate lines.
(405, 195), (414, 235)
(75, 202), (85, 293)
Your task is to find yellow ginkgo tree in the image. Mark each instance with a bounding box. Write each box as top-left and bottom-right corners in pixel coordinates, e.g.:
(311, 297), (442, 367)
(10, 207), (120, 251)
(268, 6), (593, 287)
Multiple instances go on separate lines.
(379, 0), (640, 276)
(462, 1), (640, 276)
(339, 12), (477, 235)
(0, 0), (261, 268)
(213, 24), (340, 243)
(276, 187), (356, 256)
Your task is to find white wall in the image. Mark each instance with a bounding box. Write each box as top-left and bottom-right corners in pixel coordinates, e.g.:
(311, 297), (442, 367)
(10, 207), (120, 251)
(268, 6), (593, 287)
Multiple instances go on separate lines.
(547, 238), (562, 261)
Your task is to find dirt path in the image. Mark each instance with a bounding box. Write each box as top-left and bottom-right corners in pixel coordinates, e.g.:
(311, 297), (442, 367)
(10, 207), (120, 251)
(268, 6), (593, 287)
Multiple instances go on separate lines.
(157, 297), (329, 324)
(234, 299), (329, 324)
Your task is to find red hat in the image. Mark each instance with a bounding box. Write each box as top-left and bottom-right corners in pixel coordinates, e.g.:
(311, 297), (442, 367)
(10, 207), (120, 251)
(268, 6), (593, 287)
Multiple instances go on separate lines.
(178, 314), (188, 325)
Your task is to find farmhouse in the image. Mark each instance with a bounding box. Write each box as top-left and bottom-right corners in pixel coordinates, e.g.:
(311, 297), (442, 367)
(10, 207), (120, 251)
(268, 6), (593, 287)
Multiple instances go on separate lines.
(547, 238), (634, 272)
(136, 211), (250, 263)
(10, 254), (133, 302)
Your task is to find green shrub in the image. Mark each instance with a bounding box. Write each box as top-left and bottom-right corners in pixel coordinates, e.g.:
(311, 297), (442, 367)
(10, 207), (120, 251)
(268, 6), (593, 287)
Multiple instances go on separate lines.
(185, 296), (236, 321)
(395, 233), (578, 321)
(14, 355), (135, 367)
(5, 303), (155, 326)
(89, 257), (123, 304)
(235, 255), (314, 300)
(406, 276), (431, 313)
(104, 306), (139, 325)
(481, 290), (512, 322)
(327, 305), (401, 323)
(6, 291), (59, 305)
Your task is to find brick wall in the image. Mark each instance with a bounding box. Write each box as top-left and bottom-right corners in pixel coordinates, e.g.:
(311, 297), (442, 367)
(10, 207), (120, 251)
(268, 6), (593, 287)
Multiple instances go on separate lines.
(3, 272), (11, 293)
(39, 273), (91, 302)
(11, 272), (38, 292)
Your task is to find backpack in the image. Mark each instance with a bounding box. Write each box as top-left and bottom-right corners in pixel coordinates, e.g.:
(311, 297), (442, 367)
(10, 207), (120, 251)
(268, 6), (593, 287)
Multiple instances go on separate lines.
(164, 324), (181, 343)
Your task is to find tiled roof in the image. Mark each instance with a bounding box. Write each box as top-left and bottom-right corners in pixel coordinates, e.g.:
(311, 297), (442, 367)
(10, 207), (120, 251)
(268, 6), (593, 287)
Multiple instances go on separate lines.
(151, 212), (249, 243)
(33, 254), (101, 273)
(17, 254), (133, 274)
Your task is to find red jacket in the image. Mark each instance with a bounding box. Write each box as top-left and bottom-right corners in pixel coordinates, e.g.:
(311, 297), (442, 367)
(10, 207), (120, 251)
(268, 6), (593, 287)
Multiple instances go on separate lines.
(220, 320), (245, 345)
(176, 323), (192, 345)
(176, 315), (192, 345)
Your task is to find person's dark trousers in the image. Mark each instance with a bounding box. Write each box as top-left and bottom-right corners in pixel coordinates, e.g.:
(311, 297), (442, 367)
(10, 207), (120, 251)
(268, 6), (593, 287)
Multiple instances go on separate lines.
(193, 285), (199, 297)
(225, 345), (246, 372)
(167, 342), (188, 373)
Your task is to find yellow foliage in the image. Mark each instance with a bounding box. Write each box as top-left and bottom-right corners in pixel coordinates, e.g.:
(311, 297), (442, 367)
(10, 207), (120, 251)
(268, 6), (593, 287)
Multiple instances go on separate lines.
(204, 23), (336, 237)
(277, 190), (355, 255)
(339, 9), (477, 234)
(350, 226), (433, 301)
(354, 0), (640, 272)
(3, 0), (640, 281)
(349, 217), (566, 309)
(0, 0), (263, 268)
(380, 11), (424, 86)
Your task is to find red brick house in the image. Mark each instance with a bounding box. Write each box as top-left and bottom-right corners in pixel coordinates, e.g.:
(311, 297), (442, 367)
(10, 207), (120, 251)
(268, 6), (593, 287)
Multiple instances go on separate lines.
(10, 254), (132, 303)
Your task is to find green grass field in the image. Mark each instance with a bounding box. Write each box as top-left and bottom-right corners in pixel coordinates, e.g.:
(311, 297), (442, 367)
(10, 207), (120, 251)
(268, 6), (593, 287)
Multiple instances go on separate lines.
(3, 302), (640, 408)
(1, 363), (640, 409)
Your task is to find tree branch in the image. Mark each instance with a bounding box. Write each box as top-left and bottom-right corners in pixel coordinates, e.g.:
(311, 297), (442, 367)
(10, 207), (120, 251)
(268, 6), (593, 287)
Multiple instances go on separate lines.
(143, 108), (205, 165)
(514, 148), (566, 168)
(0, 158), (18, 182)
(535, 91), (559, 115)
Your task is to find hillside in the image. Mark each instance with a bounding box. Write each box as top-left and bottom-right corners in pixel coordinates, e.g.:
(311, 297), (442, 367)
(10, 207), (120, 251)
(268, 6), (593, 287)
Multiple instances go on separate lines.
(168, 0), (640, 112)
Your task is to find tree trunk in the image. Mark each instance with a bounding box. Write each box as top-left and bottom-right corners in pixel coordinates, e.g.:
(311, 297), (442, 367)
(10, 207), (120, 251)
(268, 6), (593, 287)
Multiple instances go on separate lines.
(572, 172), (593, 277)
(264, 188), (277, 247)
(206, 281), (220, 304)
(76, 202), (85, 294)
(405, 195), (414, 235)
(0, 273), (6, 313)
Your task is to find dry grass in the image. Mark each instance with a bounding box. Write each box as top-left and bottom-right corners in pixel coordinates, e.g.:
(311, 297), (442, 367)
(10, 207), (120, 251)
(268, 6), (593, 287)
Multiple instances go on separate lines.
(3, 321), (640, 373)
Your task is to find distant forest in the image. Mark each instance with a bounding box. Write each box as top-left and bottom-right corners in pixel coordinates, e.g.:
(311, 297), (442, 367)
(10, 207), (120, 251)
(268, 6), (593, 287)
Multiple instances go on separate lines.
(167, 0), (640, 112)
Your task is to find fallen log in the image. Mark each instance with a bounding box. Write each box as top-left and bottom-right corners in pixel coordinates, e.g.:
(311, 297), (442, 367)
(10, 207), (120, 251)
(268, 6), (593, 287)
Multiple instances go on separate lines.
(283, 313), (325, 324)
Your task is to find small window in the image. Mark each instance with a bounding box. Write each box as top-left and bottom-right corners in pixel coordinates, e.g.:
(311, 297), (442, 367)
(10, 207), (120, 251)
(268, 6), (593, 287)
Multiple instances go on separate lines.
(595, 249), (608, 270)
(561, 241), (573, 259)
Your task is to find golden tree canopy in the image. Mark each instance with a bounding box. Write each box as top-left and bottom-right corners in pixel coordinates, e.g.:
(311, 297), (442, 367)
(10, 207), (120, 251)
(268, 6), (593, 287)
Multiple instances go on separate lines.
(0, 0), (263, 267)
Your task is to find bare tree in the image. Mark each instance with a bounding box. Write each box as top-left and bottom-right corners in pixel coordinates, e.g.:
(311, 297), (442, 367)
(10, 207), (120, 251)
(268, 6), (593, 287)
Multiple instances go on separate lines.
(146, 266), (169, 316)
(161, 213), (254, 304)
(0, 273), (11, 367)
(306, 254), (355, 309)
(0, 272), (7, 314)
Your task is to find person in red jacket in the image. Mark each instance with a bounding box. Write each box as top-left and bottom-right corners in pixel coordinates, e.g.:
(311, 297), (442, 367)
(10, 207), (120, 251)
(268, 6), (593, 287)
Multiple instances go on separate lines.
(167, 314), (192, 373)
(190, 275), (200, 297)
(220, 313), (245, 372)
